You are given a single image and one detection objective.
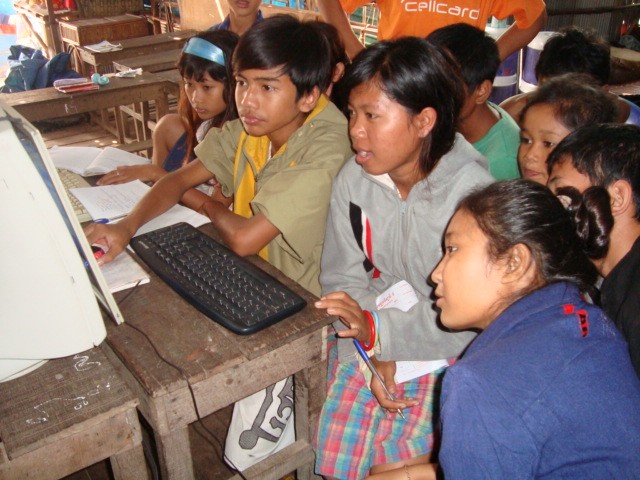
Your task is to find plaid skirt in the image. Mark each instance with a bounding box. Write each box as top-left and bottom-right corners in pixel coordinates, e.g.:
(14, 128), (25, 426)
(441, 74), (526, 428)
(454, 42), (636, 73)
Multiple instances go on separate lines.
(314, 336), (445, 480)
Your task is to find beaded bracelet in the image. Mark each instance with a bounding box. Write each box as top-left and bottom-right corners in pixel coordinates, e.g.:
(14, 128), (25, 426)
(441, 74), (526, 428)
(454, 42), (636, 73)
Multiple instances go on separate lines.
(359, 310), (376, 351)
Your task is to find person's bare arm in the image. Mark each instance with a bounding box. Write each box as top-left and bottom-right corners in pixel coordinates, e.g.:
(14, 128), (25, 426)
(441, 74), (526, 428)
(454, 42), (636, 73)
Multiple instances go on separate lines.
(199, 200), (280, 257)
(317, 0), (365, 60)
(365, 464), (438, 480)
(85, 160), (213, 263)
(496, 9), (547, 61)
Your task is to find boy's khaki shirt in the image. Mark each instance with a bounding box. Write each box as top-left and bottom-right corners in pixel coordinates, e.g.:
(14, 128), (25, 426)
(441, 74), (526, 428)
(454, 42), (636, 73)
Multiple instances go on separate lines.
(194, 98), (352, 296)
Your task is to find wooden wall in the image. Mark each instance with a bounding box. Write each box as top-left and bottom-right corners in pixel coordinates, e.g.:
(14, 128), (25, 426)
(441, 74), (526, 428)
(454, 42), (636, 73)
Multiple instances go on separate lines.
(178, 0), (228, 31)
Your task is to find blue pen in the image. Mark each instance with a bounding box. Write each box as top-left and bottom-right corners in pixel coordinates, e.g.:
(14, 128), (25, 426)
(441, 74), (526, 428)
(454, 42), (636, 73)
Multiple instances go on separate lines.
(94, 213), (127, 224)
(353, 339), (406, 419)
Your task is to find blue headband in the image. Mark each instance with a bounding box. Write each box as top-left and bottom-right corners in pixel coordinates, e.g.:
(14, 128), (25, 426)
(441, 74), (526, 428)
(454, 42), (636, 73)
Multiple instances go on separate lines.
(183, 37), (226, 66)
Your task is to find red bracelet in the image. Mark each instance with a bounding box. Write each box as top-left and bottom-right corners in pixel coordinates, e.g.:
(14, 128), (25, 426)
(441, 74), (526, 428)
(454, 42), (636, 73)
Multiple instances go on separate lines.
(359, 310), (376, 351)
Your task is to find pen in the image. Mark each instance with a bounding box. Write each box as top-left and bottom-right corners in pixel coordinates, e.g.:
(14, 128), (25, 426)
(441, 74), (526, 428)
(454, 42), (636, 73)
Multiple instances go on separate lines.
(94, 214), (127, 224)
(353, 339), (406, 419)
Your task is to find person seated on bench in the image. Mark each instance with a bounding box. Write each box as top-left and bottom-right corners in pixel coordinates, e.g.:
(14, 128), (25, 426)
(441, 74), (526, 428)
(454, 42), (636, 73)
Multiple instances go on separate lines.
(98, 30), (238, 212)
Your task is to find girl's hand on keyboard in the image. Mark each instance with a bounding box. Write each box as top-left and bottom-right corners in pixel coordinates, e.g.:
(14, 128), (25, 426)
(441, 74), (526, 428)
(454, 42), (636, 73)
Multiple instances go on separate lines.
(98, 165), (166, 185)
(84, 222), (132, 265)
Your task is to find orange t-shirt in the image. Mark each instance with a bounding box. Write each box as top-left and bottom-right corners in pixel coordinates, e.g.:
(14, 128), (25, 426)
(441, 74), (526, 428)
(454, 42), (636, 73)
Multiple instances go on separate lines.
(340, 0), (546, 40)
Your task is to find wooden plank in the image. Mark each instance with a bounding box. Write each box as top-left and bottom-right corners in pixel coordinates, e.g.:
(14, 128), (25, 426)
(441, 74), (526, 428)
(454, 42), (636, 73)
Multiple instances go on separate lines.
(76, 30), (195, 73)
(231, 440), (316, 480)
(114, 49), (182, 73)
(0, 347), (149, 480)
(191, 329), (324, 416)
(0, 81), (176, 122)
(0, 408), (144, 480)
(0, 348), (135, 457)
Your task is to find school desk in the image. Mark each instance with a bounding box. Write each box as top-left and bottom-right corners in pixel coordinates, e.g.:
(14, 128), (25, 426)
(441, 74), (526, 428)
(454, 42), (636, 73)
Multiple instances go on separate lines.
(75, 29), (196, 75)
(113, 48), (182, 74)
(0, 346), (149, 480)
(104, 223), (333, 479)
(0, 72), (179, 154)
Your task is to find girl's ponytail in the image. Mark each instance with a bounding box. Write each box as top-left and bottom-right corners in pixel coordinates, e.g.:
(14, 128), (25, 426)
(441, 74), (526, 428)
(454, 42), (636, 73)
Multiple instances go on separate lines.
(556, 186), (613, 260)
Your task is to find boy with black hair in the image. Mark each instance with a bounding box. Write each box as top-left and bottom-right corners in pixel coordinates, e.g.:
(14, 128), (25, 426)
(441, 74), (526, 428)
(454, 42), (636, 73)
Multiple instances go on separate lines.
(428, 23), (520, 180)
(500, 26), (640, 126)
(547, 123), (640, 377)
(86, 15), (353, 468)
(210, 0), (264, 36)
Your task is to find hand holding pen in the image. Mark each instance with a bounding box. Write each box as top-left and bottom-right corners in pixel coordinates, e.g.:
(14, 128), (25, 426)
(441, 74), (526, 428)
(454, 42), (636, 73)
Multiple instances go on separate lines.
(315, 291), (417, 417)
(353, 340), (408, 419)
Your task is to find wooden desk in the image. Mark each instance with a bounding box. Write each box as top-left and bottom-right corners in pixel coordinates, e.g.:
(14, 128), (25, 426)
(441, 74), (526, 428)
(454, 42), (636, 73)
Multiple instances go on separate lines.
(113, 48), (182, 73)
(0, 347), (149, 480)
(105, 224), (332, 479)
(0, 73), (179, 153)
(76, 30), (195, 74)
(12, 0), (78, 57)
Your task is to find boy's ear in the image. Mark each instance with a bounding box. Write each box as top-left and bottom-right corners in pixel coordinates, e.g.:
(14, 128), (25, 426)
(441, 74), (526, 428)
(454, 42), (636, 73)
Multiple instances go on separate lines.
(608, 179), (635, 218)
(415, 107), (437, 138)
(297, 86), (322, 114)
(474, 79), (493, 104)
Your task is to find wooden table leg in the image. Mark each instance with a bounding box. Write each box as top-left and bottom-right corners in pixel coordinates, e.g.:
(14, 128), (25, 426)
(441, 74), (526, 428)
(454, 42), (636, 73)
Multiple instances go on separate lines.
(154, 424), (195, 479)
(110, 409), (151, 480)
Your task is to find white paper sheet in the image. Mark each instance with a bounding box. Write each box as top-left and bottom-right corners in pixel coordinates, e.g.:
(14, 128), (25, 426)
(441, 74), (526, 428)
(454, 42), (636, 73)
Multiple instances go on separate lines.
(70, 180), (211, 235)
(84, 40), (123, 52)
(49, 146), (150, 176)
(100, 250), (150, 292)
(375, 281), (449, 383)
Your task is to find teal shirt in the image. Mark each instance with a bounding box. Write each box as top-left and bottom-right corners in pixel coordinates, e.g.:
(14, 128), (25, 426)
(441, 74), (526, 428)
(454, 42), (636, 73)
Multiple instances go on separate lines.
(473, 102), (521, 180)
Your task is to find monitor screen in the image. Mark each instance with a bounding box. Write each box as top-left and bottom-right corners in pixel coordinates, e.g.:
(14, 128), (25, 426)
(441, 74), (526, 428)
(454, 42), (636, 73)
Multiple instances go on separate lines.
(0, 100), (123, 382)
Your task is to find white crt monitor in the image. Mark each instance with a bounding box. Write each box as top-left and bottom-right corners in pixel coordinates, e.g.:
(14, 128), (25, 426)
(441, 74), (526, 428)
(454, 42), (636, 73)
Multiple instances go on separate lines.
(0, 100), (124, 382)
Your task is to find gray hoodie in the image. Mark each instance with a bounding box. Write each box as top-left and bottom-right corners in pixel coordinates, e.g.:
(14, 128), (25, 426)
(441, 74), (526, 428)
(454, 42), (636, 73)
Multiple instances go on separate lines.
(320, 134), (494, 363)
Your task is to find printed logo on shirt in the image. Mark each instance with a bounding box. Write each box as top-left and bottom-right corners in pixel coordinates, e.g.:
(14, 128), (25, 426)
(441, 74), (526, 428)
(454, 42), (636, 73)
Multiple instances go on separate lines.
(401, 0), (480, 20)
(349, 202), (381, 279)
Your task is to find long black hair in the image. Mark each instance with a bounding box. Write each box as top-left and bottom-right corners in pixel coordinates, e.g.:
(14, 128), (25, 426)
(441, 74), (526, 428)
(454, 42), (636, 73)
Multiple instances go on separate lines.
(457, 180), (599, 299)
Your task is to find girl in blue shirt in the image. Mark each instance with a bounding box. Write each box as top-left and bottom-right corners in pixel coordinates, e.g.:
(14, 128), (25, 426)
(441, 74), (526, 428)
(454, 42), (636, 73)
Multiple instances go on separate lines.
(369, 180), (640, 479)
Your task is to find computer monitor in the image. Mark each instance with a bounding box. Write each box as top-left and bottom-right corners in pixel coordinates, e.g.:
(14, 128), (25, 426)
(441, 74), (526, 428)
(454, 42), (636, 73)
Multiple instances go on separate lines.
(0, 100), (124, 382)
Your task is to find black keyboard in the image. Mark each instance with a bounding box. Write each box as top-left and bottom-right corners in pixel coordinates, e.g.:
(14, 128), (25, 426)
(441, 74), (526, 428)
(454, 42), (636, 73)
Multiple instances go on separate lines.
(130, 223), (307, 335)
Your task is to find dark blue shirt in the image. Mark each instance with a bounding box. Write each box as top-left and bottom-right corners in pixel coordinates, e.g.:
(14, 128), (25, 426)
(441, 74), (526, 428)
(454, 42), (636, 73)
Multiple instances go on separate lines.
(439, 282), (640, 479)
(209, 10), (264, 31)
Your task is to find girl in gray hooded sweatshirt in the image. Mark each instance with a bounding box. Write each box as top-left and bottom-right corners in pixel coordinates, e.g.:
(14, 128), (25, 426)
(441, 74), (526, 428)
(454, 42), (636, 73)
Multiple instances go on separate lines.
(314, 37), (494, 480)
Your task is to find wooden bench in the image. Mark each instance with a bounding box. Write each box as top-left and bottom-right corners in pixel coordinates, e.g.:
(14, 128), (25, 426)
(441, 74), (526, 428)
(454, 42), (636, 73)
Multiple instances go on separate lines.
(0, 347), (149, 480)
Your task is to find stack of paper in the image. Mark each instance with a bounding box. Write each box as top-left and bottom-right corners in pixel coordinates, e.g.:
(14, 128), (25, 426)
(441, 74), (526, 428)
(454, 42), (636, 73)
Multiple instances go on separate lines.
(69, 180), (211, 236)
(101, 250), (150, 293)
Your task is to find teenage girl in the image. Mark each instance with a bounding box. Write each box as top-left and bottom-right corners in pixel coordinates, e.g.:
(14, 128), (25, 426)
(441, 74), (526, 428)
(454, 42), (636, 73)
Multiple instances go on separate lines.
(368, 180), (640, 479)
(517, 73), (617, 185)
(98, 30), (238, 209)
(313, 37), (494, 479)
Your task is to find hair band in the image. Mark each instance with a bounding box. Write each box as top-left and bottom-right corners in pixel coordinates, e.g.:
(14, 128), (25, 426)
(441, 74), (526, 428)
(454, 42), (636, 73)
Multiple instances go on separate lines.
(183, 37), (226, 66)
